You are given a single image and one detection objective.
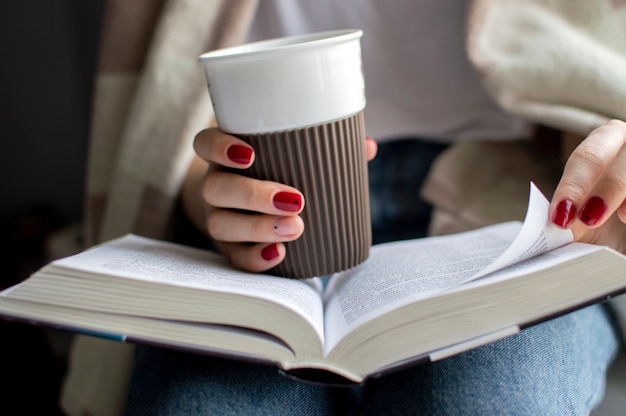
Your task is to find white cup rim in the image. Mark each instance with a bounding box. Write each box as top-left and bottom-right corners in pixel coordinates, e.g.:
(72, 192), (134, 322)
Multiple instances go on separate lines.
(199, 29), (363, 62)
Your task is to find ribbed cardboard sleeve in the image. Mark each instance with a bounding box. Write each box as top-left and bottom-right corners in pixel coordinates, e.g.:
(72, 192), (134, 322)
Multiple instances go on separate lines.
(238, 111), (371, 279)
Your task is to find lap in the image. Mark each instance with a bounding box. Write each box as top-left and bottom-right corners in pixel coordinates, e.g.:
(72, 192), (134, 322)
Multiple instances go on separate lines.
(359, 303), (620, 415)
(142, 139), (620, 414)
(125, 304), (620, 415)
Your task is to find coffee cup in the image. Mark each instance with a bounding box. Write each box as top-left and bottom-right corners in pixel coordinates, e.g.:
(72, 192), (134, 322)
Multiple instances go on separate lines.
(199, 30), (371, 279)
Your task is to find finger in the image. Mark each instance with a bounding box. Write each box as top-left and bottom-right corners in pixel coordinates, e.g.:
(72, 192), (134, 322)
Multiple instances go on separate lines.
(365, 136), (378, 161)
(575, 121), (626, 228)
(577, 142), (626, 228)
(194, 128), (255, 168)
(222, 242), (286, 273)
(551, 120), (626, 229)
(203, 171), (305, 214)
(207, 210), (304, 243)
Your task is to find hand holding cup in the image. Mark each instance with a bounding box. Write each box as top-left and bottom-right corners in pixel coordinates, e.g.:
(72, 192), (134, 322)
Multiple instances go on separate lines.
(199, 30), (372, 278)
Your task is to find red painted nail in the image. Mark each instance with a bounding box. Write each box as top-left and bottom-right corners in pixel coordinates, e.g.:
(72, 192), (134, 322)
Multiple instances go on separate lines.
(578, 196), (607, 226)
(226, 145), (253, 165)
(552, 199), (576, 228)
(273, 192), (302, 212)
(261, 243), (280, 261)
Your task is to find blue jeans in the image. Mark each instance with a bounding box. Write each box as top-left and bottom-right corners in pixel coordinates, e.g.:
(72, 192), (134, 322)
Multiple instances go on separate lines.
(126, 304), (619, 415)
(126, 139), (621, 415)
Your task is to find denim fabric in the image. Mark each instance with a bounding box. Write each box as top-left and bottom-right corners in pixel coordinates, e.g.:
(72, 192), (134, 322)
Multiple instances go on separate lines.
(126, 350), (336, 415)
(125, 139), (620, 415)
(368, 138), (449, 244)
(126, 305), (619, 415)
(357, 304), (619, 415)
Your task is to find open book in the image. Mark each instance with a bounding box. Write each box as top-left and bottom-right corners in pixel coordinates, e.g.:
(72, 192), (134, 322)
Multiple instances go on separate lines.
(1, 183), (625, 385)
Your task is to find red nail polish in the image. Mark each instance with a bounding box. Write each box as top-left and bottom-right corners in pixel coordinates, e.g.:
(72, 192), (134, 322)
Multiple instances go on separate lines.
(226, 145), (253, 165)
(273, 192), (302, 212)
(261, 243), (279, 261)
(578, 196), (607, 226)
(552, 199), (576, 228)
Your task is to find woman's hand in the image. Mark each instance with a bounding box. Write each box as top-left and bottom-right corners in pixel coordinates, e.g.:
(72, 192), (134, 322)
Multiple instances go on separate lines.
(550, 119), (626, 253)
(182, 127), (378, 273)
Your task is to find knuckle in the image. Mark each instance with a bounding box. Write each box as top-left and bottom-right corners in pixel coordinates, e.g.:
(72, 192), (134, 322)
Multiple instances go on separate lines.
(206, 211), (226, 239)
(607, 119), (626, 129)
(572, 144), (606, 168)
(558, 176), (586, 199)
(249, 218), (267, 240)
(239, 180), (265, 211)
(603, 171), (626, 192)
(202, 173), (223, 206)
(595, 119), (626, 143)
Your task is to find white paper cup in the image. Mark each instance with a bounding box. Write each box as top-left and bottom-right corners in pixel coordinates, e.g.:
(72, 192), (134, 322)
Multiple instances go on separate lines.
(199, 30), (371, 279)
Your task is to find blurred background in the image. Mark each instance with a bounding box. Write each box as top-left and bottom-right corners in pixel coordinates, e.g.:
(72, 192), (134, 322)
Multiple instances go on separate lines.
(0, 1), (105, 413)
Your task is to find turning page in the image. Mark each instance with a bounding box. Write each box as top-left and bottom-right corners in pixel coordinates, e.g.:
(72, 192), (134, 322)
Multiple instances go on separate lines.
(322, 183), (572, 353)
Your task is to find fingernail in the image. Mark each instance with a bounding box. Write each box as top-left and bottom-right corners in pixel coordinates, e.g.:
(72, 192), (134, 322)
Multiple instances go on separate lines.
(552, 199), (576, 228)
(273, 192), (302, 212)
(261, 243), (279, 261)
(273, 217), (299, 236)
(578, 196), (607, 226)
(226, 145), (253, 165)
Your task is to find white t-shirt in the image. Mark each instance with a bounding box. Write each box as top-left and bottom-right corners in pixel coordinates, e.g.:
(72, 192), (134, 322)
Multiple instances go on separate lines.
(248, 0), (529, 143)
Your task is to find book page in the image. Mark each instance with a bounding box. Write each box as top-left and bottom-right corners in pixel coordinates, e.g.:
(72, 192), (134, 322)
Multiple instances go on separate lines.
(323, 222), (520, 353)
(472, 182), (573, 278)
(462, 242), (602, 289)
(51, 235), (325, 343)
(323, 183), (573, 353)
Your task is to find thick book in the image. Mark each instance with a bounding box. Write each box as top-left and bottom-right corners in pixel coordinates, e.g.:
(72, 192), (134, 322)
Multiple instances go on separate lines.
(1, 183), (625, 385)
